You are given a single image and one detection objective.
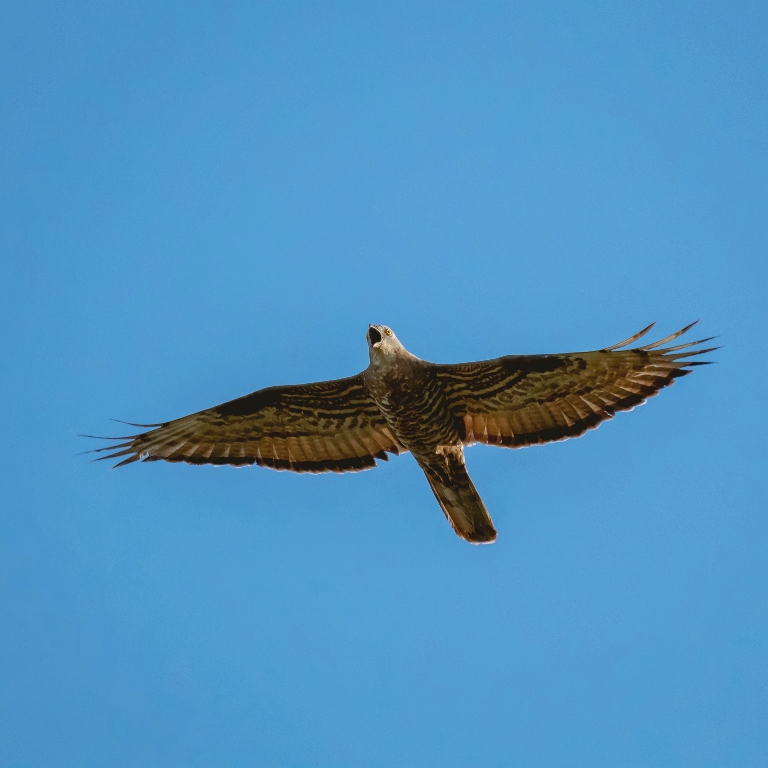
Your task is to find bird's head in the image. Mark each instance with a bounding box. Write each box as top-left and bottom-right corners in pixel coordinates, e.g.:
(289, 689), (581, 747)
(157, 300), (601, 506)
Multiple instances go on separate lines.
(367, 324), (405, 361)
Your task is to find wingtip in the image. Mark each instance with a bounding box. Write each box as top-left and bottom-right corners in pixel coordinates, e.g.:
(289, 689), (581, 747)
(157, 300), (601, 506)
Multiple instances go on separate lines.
(671, 346), (721, 359)
(112, 455), (141, 468)
(109, 418), (165, 428)
(603, 322), (657, 351)
(640, 320), (701, 350)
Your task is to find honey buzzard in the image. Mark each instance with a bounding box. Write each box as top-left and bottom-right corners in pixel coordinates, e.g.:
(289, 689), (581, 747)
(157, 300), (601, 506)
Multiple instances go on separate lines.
(89, 322), (715, 543)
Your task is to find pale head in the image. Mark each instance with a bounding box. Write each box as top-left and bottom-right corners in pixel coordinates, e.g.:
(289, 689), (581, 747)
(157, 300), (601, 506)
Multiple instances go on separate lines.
(367, 324), (413, 364)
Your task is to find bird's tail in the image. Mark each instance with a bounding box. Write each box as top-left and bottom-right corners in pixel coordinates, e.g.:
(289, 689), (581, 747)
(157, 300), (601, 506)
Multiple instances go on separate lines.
(423, 464), (497, 544)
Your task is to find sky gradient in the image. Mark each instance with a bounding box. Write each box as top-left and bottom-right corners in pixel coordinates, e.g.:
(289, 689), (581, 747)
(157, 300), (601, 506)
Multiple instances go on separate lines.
(1, 2), (767, 766)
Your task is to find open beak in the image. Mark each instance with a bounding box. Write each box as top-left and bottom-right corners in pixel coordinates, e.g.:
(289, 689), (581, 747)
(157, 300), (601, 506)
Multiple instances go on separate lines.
(368, 326), (382, 346)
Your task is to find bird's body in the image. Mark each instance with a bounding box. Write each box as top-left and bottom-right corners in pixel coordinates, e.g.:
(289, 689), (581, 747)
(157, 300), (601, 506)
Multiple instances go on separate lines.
(363, 328), (496, 541)
(365, 340), (458, 458)
(90, 322), (716, 544)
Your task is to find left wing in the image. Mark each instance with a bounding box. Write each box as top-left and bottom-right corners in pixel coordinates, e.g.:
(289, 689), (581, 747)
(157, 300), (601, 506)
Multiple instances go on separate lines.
(435, 323), (716, 448)
(88, 374), (404, 473)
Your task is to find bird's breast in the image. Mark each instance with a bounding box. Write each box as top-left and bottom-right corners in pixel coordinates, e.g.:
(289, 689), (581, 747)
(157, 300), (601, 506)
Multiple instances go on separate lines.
(365, 365), (460, 453)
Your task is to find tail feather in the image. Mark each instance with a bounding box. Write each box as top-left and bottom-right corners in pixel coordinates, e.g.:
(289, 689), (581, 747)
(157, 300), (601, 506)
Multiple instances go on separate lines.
(424, 468), (497, 544)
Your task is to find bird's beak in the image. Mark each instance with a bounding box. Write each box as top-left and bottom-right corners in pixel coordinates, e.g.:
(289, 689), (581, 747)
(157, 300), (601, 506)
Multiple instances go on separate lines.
(368, 326), (382, 346)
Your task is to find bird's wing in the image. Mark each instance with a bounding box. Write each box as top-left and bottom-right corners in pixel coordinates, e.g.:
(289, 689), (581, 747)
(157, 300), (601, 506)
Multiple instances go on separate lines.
(87, 374), (403, 473)
(435, 322), (717, 448)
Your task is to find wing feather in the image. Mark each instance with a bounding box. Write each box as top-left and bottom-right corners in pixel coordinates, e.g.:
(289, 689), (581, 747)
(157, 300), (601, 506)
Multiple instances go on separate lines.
(436, 324), (716, 449)
(91, 374), (404, 473)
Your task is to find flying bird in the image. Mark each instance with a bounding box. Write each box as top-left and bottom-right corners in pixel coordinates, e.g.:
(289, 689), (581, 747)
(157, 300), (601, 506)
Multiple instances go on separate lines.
(89, 322), (715, 543)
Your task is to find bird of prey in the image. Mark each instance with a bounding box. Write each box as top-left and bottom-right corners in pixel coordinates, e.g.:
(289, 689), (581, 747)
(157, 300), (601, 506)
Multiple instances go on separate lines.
(89, 322), (715, 544)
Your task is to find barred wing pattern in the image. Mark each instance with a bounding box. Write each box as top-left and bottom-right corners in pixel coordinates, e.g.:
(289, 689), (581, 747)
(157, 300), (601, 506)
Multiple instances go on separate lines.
(436, 323), (716, 449)
(91, 375), (403, 473)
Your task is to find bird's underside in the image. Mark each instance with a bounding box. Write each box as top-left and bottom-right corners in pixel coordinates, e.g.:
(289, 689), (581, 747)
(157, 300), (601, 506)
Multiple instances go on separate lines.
(87, 322), (716, 544)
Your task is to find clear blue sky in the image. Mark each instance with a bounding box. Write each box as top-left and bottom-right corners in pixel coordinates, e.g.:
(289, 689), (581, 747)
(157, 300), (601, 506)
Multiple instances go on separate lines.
(1, 2), (766, 766)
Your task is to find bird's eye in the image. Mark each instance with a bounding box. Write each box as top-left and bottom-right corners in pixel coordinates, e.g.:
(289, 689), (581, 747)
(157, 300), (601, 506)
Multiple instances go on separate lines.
(385, 328), (392, 336)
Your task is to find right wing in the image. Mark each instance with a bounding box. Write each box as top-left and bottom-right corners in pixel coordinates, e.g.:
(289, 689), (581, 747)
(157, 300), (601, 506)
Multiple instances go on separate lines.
(88, 374), (404, 473)
(435, 323), (716, 448)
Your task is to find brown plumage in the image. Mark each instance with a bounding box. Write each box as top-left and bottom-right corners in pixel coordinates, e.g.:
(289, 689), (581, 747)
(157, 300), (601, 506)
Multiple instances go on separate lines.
(88, 322), (716, 544)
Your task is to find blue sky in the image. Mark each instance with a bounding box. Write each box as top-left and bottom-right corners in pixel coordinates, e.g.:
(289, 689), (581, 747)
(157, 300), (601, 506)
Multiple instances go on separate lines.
(1, 2), (766, 766)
